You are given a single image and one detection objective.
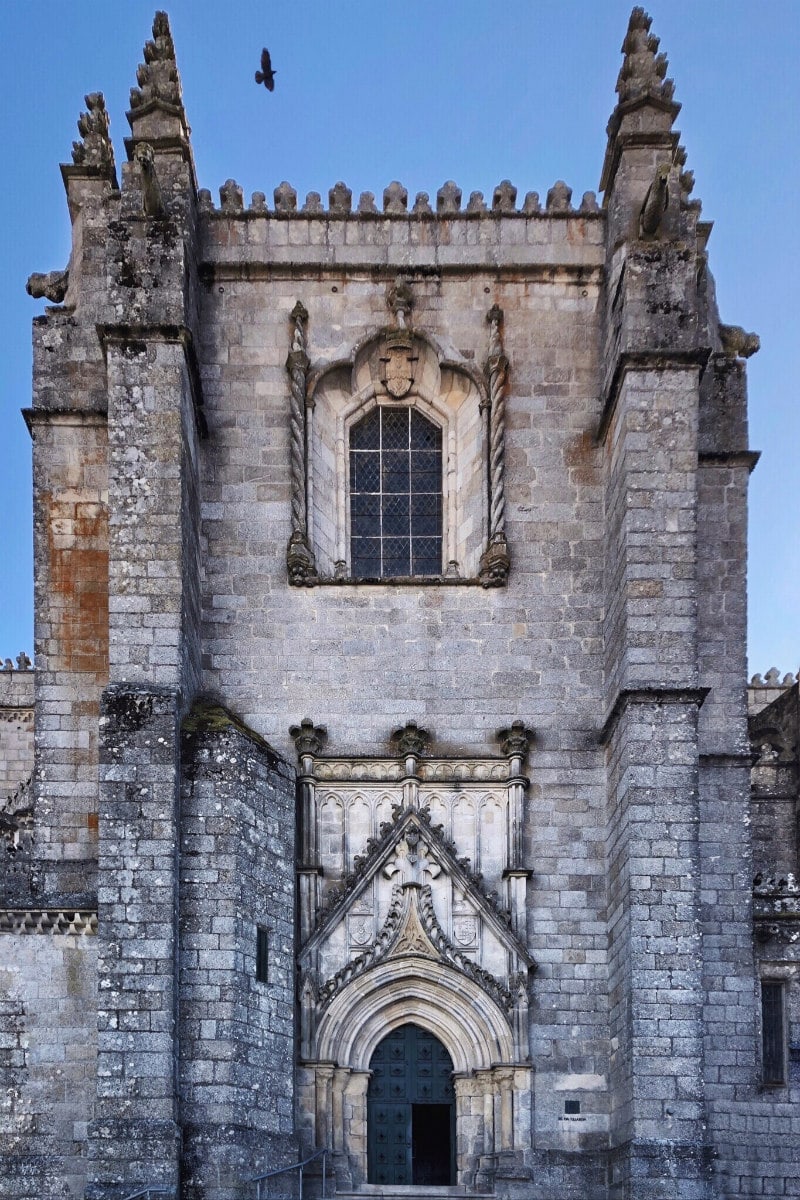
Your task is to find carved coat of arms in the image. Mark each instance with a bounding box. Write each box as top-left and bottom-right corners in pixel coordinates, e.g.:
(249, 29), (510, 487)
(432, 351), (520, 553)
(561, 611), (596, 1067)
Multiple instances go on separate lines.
(380, 334), (418, 398)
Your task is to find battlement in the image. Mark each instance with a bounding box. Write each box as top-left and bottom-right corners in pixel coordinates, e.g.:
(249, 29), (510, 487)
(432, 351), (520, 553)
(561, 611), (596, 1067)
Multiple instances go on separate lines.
(196, 179), (606, 279)
(748, 667), (799, 715)
(198, 178), (602, 219)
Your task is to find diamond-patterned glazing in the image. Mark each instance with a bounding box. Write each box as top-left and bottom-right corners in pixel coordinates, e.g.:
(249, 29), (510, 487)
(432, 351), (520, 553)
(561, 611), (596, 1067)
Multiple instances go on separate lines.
(349, 407), (442, 577)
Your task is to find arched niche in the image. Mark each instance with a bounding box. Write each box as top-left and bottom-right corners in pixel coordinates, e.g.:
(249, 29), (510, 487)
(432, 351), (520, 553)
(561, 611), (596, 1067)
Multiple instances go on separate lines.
(308, 329), (488, 580)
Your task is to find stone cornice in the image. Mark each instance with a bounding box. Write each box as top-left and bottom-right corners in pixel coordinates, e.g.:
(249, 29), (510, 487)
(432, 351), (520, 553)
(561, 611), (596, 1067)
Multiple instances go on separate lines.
(96, 322), (207, 438)
(698, 450), (760, 473)
(599, 686), (710, 746)
(22, 407), (107, 435)
(200, 261), (604, 285)
(597, 349), (709, 444)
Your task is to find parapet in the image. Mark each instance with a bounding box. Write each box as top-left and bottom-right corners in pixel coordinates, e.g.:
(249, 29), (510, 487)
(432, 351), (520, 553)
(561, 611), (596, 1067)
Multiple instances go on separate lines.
(748, 668), (799, 716)
(198, 178), (602, 219)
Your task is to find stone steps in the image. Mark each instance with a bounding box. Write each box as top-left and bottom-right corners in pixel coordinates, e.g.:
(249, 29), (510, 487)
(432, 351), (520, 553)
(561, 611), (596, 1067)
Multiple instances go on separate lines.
(334, 1189), (493, 1200)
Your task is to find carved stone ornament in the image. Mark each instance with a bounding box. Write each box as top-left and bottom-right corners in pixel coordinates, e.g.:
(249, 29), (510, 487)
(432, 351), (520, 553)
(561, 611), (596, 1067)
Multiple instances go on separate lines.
(390, 720), (431, 758)
(380, 331), (418, 399)
(453, 915), (478, 946)
(290, 717), (328, 757)
(26, 270), (69, 304)
(287, 530), (317, 586)
(479, 531), (511, 588)
(496, 719), (534, 760)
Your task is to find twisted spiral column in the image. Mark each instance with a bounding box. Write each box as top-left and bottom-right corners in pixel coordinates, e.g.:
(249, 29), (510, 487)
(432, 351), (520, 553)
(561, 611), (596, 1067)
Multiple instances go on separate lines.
(287, 301), (309, 534)
(286, 301), (317, 584)
(486, 305), (508, 540)
(479, 306), (511, 587)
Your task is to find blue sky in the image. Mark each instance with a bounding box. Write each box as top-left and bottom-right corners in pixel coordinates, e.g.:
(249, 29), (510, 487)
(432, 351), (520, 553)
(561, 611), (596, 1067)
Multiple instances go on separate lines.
(1, 1), (797, 676)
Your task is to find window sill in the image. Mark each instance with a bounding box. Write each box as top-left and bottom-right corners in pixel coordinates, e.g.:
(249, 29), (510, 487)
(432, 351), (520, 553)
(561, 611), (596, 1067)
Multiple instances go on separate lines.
(296, 573), (505, 588)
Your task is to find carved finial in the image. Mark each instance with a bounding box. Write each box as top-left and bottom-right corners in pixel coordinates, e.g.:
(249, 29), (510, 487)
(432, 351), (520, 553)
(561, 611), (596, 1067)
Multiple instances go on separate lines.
(522, 192), (541, 215)
(466, 191), (488, 214)
(616, 8), (676, 107)
(70, 92), (118, 186)
(492, 181), (517, 213)
(719, 323), (760, 359)
(129, 11), (184, 117)
(197, 188), (214, 213)
(437, 181), (462, 214)
(487, 304), (503, 359)
(219, 179), (244, 213)
(601, 10), (681, 198)
(383, 182), (408, 214)
(2, 659), (13, 672)
(26, 270), (69, 304)
(387, 280), (413, 329)
(135, 143), (165, 217)
(579, 191), (600, 214)
(329, 182), (352, 214)
(412, 192), (433, 215)
(290, 301), (308, 350)
(274, 182), (297, 213)
(302, 192), (323, 214)
(289, 718), (327, 757)
(390, 721), (431, 758)
(16, 652), (32, 671)
(546, 181), (573, 213)
(496, 720), (534, 760)
(249, 191), (267, 213)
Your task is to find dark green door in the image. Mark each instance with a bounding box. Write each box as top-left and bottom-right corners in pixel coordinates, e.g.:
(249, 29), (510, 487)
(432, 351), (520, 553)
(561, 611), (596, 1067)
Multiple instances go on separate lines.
(367, 1024), (455, 1185)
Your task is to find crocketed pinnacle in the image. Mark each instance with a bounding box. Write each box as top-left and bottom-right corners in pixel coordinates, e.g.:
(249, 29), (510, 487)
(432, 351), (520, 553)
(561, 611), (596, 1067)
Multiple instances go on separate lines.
(129, 11), (185, 117)
(615, 7), (676, 107)
(70, 92), (118, 186)
(601, 7), (683, 196)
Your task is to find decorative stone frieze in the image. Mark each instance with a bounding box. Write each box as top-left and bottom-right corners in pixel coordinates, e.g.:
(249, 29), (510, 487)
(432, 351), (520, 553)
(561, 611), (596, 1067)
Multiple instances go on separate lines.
(0, 909), (97, 935)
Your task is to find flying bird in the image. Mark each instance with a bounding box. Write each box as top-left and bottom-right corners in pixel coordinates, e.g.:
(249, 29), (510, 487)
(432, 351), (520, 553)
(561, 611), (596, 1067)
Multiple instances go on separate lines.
(255, 48), (276, 91)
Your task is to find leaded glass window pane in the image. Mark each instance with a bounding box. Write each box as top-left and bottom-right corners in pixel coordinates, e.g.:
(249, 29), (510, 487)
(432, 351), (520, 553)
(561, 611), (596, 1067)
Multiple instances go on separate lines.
(762, 980), (786, 1085)
(350, 407), (443, 578)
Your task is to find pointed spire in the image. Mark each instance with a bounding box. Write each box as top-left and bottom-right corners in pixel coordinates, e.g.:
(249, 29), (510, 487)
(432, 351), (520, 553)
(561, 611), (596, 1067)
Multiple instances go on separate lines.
(600, 8), (682, 197)
(615, 7), (676, 108)
(70, 93), (117, 185)
(126, 11), (191, 153)
(129, 12), (185, 118)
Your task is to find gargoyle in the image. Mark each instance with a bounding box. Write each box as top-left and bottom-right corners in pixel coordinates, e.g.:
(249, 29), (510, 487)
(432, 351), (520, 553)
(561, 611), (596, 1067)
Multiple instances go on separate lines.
(26, 270), (69, 304)
(639, 162), (671, 238)
(719, 323), (760, 359)
(135, 143), (165, 219)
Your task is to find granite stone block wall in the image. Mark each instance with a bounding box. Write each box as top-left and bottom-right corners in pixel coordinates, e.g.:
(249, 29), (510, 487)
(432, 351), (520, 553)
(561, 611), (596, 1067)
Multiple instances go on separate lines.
(3, 7), (797, 1198)
(180, 710), (297, 1198)
(0, 934), (97, 1200)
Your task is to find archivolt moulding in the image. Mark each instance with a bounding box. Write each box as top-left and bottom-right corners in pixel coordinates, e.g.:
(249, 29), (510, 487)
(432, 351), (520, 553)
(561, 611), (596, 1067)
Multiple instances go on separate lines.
(314, 956), (516, 1072)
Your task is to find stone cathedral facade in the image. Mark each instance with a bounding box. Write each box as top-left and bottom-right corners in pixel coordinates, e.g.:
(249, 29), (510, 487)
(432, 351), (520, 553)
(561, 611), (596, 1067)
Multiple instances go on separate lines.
(1, 9), (799, 1200)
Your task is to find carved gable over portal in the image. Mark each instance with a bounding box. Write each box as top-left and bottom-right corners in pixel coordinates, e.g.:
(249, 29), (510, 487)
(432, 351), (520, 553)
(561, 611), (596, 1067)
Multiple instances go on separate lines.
(291, 719), (536, 1187)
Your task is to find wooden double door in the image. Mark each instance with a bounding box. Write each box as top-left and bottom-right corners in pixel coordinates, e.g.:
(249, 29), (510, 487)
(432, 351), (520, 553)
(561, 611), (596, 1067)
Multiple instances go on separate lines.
(367, 1024), (456, 1186)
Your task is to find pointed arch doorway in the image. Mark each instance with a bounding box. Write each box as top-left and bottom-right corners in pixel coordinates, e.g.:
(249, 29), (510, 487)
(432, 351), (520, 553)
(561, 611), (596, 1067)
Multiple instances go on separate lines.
(367, 1024), (456, 1186)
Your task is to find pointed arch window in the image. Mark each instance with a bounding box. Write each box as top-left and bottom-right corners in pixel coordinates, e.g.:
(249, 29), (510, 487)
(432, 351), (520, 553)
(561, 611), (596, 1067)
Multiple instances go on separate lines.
(349, 407), (443, 578)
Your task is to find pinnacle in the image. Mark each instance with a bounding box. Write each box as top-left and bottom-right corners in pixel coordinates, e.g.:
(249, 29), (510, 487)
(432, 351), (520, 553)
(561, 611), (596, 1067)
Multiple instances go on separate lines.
(615, 7), (677, 109)
(69, 92), (118, 186)
(129, 10), (186, 122)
